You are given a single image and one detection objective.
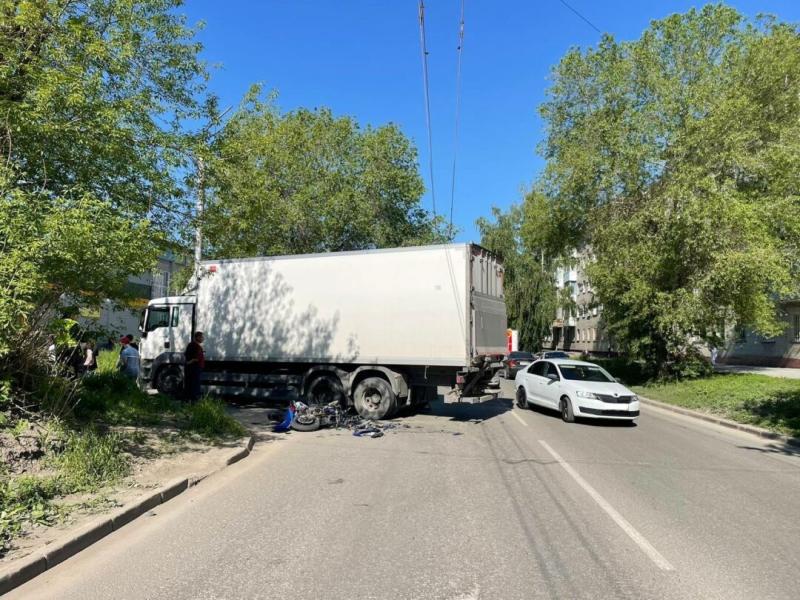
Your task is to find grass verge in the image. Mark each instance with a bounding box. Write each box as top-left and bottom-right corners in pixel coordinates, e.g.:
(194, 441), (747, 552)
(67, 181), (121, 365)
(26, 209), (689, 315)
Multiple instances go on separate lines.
(0, 348), (247, 557)
(632, 373), (800, 437)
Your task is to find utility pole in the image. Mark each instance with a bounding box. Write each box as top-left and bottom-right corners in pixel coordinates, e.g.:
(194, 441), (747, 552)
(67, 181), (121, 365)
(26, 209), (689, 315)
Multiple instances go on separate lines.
(194, 155), (205, 281)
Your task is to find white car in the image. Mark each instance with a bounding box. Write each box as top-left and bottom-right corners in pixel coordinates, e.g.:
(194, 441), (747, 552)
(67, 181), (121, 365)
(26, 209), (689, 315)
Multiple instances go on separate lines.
(513, 359), (639, 423)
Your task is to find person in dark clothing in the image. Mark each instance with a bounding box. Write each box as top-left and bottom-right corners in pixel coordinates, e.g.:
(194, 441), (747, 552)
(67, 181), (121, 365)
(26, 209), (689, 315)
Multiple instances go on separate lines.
(184, 331), (205, 403)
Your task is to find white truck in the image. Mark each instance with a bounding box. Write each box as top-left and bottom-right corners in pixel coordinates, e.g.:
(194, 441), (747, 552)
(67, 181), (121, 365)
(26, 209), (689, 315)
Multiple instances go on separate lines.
(138, 243), (507, 419)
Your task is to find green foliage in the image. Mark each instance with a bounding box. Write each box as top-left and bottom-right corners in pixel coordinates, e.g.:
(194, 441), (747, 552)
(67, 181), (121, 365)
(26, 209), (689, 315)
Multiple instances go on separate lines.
(55, 429), (130, 492)
(0, 0), (206, 406)
(0, 475), (64, 556)
(10, 419), (29, 438)
(76, 366), (178, 426)
(187, 397), (246, 438)
(535, 5), (800, 374)
(203, 86), (447, 258)
(96, 347), (122, 375)
(477, 205), (556, 351)
(79, 362), (245, 439)
(0, 0), (207, 233)
(634, 374), (800, 437)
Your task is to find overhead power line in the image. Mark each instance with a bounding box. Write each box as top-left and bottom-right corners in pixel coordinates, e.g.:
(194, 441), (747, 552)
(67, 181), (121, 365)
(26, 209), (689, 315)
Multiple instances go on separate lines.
(417, 0), (437, 217)
(448, 0), (465, 239)
(557, 0), (602, 34)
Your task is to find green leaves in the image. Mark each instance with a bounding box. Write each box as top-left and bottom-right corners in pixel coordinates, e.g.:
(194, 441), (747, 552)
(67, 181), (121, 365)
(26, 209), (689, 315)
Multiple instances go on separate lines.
(0, 1), (206, 361)
(534, 5), (800, 373)
(202, 87), (445, 258)
(478, 205), (556, 351)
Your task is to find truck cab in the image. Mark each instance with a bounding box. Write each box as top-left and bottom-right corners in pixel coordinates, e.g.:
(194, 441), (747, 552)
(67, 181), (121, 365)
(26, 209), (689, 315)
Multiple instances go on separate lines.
(138, 296), (196, 395)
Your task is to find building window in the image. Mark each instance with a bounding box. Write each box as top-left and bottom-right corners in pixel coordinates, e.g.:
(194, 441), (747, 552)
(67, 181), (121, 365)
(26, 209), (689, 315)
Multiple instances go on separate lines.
(794, 314), (800, 343)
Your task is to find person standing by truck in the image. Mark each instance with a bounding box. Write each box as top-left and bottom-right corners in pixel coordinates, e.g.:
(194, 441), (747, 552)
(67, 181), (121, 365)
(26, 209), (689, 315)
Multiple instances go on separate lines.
(184, 331), (205, 403)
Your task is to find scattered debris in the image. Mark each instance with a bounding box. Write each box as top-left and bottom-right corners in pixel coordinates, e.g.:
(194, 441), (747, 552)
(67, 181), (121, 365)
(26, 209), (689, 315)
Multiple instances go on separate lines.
(272, 400), (400, 439)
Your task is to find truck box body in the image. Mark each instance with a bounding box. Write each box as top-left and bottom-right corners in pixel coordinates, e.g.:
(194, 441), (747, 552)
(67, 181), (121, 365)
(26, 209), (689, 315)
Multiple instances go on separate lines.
(196, 243), (506, 366)
(139, 243), (506, 415)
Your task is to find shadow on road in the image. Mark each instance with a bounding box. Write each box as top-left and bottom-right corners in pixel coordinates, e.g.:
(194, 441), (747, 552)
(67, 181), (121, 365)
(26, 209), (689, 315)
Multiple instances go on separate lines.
(518, 404), (638, 428)
(736, 443), (800, 458)
(422, 397), (513, 424)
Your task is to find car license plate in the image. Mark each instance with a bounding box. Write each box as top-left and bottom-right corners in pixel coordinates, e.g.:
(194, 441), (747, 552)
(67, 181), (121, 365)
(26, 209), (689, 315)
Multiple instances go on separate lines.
(519, 361), (531, 366)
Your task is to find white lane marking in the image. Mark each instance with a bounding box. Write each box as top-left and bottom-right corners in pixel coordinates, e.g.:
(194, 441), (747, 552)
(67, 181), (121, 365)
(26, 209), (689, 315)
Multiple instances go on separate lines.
(511, 411), (529, 427)
(538, 439), (675, 571)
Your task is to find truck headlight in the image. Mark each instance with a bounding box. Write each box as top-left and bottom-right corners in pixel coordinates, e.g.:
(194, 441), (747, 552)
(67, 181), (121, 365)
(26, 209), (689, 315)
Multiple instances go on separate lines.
(576, 390), (598, 399)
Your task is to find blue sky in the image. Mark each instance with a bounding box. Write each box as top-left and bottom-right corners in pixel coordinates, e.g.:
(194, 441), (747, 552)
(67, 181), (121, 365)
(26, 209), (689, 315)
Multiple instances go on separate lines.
(184, 1), (800, 243)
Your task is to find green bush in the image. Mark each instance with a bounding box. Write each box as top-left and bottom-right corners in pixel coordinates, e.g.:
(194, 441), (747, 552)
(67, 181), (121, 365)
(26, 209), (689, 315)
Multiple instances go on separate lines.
(76, 370), (179, 426)
(589, 357), (649, 385)
(187, 397), (246, 438)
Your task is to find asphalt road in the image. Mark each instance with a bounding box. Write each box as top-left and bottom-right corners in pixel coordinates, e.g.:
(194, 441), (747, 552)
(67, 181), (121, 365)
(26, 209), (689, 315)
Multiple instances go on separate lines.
(10, 379), (800, 600)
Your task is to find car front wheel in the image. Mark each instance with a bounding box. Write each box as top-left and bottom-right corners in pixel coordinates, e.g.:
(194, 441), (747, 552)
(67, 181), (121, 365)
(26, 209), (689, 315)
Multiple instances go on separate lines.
(560, 396), (575, 423)
(516, 386), (528, 410)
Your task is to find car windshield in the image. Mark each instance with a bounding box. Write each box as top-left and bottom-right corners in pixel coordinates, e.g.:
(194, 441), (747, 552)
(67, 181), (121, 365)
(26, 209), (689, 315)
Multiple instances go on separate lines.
(509, 352), (534, 359)
(558, 364), (615, 382)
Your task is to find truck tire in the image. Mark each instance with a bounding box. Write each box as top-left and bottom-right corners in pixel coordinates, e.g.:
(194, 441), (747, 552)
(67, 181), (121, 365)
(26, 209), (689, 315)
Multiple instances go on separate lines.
(353, 377), (396, 420)
(306, 374), (345, 408)
(155, 365), (183, 397)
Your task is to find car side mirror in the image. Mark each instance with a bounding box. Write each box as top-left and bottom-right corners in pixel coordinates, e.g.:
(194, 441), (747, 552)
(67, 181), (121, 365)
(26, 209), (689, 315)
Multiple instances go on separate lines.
(547, 373), (558, 382)
(615, 377), (623, 383)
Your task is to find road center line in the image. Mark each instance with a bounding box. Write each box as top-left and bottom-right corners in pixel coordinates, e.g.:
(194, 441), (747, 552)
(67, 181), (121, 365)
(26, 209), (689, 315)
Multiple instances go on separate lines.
(538, 439), (675, 571)
(511, 411), (529, 427)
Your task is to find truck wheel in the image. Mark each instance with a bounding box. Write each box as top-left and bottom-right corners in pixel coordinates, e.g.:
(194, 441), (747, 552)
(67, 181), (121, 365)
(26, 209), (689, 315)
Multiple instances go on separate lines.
(354, 377), (396, 420)
(155, 366), (183, 397)
(306, 375), (345, 408)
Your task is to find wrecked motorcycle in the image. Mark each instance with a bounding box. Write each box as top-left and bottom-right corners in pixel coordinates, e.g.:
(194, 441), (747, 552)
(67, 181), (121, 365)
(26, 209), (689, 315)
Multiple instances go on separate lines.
(289, 399), (345, 432)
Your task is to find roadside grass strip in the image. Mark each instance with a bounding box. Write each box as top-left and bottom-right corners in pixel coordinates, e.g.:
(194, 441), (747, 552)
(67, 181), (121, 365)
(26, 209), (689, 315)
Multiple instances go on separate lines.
(632, 374), (800, 438)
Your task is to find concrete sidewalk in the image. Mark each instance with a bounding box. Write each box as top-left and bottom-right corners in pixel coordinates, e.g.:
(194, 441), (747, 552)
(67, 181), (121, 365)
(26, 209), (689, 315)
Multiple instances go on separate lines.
(715, 364), (800, 379)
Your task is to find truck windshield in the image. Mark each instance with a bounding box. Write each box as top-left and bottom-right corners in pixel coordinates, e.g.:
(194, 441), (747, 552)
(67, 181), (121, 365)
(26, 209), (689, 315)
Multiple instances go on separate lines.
(558, 365), (615, 383)
(145, 306), (170, 332)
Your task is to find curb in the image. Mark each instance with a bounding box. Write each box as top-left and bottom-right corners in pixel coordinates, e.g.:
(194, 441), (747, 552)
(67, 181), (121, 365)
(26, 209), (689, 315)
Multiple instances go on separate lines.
(0, 434), (256, 596)
(639, 397), (800, 448)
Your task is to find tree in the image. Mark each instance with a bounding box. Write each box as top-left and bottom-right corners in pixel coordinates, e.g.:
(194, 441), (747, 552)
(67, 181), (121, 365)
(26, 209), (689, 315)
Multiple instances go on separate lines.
(0, 1), (206, 371)
(477, 205), (556, 352)
(202, 87), (447, 258)
(535, 5), (800, 375)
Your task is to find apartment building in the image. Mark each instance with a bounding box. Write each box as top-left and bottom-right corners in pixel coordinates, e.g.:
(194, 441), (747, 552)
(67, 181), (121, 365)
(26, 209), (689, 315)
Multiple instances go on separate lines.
(86, 252), (186, 337)
(721, 300), (800, 368)
(545, 249), (611, 354)
(544, 247), (799, 367)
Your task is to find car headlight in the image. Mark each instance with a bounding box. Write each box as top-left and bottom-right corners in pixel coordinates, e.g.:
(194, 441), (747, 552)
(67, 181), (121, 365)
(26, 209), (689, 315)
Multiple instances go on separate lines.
(576, 390), (598, 399)
(631, 394), (639, 402)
